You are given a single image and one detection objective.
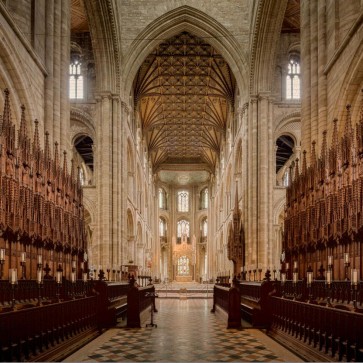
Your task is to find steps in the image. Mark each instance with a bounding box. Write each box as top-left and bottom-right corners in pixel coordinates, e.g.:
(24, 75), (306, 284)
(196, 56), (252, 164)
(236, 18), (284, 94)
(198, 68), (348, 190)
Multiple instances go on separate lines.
(154, 282), (213, 299)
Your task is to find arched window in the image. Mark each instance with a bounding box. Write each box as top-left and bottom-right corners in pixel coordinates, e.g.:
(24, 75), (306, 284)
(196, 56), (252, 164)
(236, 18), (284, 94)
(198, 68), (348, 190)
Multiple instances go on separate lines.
(200, 187), (208, 209)
(177, 190), (189, 212)
(159, 218), (167, 237)
(283, 170), (290, 187)
(158, 188), (167, 209)
(286, 56), (300, 100)
(201, 218), (208, 237)
(69, 58), (84, 99)
(79, 168), (85, 186)
(276, 135), (294, 173)
(177, 219), (190, 242)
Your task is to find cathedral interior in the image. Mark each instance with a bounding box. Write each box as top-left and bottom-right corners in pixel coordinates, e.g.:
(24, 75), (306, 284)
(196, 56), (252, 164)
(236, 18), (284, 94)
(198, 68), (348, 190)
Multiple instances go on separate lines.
(0, 0), (363, 361)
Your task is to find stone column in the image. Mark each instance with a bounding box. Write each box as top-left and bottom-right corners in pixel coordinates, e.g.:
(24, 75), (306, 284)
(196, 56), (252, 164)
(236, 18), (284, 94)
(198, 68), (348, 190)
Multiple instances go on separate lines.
(94, 93), (113, 268)
(310, 0), (319, 148)
(301, 0), (312, 157)
(120, 101), (129, 266)
(317, 0), (327, 140)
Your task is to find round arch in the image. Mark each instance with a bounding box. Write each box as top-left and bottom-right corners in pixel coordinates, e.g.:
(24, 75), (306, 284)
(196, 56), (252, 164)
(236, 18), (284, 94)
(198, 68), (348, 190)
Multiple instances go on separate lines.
(122, 5), (248, 98)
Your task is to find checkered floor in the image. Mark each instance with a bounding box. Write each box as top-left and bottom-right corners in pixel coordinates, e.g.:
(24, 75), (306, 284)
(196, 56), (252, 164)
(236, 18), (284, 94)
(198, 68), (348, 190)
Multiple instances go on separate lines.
(64, 299), (302, 362)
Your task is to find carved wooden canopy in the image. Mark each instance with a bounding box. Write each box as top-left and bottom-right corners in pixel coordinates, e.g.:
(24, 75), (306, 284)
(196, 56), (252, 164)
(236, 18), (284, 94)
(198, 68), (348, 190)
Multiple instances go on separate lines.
(134, 32), (236, 172)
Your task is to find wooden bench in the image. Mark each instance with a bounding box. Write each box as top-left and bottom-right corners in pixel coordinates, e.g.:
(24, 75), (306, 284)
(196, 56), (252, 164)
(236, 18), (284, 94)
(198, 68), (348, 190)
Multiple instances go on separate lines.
(211, 284), (241, 329)
(93, 281), (130, 328)
(239, 281), (273, 328)
(127, 284), (157, 328)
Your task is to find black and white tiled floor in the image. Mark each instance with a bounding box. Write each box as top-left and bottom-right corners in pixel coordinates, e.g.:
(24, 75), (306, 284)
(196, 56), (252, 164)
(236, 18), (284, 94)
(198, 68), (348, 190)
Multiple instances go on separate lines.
(64, 299), (302, 362)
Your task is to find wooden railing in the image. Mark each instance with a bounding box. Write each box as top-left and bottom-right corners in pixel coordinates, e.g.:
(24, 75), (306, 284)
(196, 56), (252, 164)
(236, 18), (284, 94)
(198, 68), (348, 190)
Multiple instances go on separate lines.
(127, 284), (156, 328)
(269, 296), (363, 362)
(211, 284), (241, 329)
(239, 281), (273, 327)
(273, 280), (363, 311)
(0, 296), (98, 362)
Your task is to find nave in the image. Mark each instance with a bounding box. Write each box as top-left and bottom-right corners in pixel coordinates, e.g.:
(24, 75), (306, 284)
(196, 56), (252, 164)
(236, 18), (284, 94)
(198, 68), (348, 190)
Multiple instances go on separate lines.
(64, 299), (301, 362)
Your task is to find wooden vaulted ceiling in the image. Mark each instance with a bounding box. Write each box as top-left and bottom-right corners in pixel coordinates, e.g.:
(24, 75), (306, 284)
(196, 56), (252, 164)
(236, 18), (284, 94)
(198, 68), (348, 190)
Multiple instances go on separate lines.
(281, 0), (300, 33)
(71, 0), (89, 33)
(134, 32), (236, 172)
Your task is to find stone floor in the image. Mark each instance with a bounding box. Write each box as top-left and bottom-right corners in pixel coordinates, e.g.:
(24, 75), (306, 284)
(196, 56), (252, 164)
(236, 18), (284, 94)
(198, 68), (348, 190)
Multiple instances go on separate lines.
(64, 299), (302, 362)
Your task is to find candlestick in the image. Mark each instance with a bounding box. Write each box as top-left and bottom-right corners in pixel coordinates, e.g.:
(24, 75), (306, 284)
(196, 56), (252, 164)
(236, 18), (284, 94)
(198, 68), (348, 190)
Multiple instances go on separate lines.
(293, 271), (298, 284)
(326, 271), (332, 285)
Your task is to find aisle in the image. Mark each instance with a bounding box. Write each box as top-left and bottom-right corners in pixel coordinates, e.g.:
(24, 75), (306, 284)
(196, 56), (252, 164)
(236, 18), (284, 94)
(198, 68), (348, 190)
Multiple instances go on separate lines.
(64, 299), (302, 362)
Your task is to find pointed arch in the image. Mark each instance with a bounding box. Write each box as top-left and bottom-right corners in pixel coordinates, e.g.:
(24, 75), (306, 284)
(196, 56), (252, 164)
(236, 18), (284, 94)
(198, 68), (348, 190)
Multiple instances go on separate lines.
(250, 0), (288, 94)
(122, 5), (248, 98)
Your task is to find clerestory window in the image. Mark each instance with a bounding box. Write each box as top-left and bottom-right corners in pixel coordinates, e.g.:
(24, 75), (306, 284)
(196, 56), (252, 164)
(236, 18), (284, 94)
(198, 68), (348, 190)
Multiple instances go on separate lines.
(69, 60), (84, 99)
(286, 57), (300, 100)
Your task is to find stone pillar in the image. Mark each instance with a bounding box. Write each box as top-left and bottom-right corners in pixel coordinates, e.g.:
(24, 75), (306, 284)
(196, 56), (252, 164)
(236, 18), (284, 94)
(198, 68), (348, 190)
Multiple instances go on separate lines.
(317, 0), (327, 140)
(44, 0), (54, 139)
(301, 0), (312, 157)
(247, 96), (258, 266)
(310, 0), (319, 148)
(257, 94), (271, 269)
(94, 93), (114, 268)
(59, 0), (70, 153)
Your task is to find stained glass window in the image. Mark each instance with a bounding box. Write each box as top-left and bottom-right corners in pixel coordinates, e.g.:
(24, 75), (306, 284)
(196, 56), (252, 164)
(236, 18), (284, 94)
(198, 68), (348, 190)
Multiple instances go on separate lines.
(159, 218), (166, 236)
(177, 256), (190, 275)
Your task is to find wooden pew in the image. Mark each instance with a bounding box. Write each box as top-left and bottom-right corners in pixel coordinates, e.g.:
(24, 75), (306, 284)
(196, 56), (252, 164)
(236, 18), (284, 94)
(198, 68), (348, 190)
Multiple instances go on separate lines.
(268, 296), (363, 362)
(239, 281), (273, 327)
(0, 296), (99, 362)
(211, 284), (241, 329)
(127, 284), (157, 328)
(93, 280), (129, 329)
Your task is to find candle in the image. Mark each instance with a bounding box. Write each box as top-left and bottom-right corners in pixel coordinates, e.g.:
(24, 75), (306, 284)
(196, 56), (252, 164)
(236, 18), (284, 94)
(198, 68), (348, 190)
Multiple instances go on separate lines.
(307, 271), (313, 285)
(72, 260), (76, 269)
(328, 255), (333, 266)
(326, 271), (332, 285)
(71, 271), (76, 283)
(286, 262), (290, 270)
(344, 253), (349, 264)
(294, 261), (298, 269)
(37, 269), (42, 284)
(83, 272), (88, 282)
(10, 269), (17, 284)
(352, 269), (358, 285)
(0, 248), (5, 261)
(21, 252), (26, 262)
(56, 271), (62, 284)
(37, 254), (42, 264)
(293, 272), (298, 283)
